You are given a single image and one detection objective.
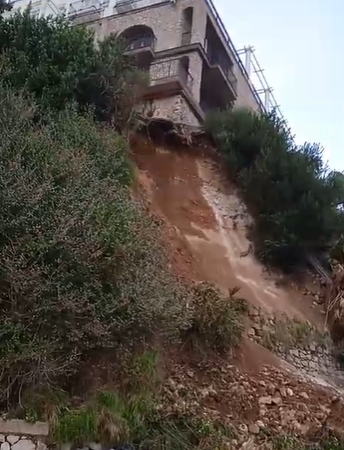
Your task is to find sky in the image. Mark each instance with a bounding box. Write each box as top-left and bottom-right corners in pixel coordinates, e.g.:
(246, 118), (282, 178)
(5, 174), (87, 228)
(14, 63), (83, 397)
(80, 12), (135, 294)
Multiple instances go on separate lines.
(214, 0), (344, 171)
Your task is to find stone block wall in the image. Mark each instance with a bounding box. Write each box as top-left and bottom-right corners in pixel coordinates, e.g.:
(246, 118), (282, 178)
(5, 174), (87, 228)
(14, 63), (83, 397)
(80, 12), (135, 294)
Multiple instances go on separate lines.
(93, 0), (262, 124)
(99, 0), (208, 51)
(144, 95), (201, 126)
(0, 421), (49, 450)
(247, 307), (344, 389)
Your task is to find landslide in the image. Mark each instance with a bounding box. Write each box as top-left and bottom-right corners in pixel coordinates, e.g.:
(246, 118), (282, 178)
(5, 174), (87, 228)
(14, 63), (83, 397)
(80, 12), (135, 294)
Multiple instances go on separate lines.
(131, 133), (324, 325)
(130, 132), (344, 445)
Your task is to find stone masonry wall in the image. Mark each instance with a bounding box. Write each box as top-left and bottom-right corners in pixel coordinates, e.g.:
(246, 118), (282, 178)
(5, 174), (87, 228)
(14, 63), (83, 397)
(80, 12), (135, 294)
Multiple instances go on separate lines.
(247, 307), (344, 389)
(100, 0), (208, 51)
(145, 95), (201, 126)
(0, 420), (49, 450)
(94, 1), (262, 115)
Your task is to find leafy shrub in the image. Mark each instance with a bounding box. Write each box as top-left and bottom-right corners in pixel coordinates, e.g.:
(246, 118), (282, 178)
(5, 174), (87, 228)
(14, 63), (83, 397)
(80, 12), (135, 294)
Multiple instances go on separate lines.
(0, 0), (11, 13)
(189, 283), (248, 352)
(0, 11), (147, 125)
(0, 86), (189, 405)
(206, 108), (344, 269)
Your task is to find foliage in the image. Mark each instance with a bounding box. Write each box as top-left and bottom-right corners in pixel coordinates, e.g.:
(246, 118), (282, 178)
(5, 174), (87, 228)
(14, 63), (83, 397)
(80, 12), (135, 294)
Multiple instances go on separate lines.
(0, 0), (11, 14)
(0, 86), (189, 405)
(0, 11), (147, 125)
(51, 391), (145, 445)
(188, 283), (248, 352)
(139, 415), (234, 450)
(330, 235), (344, 264)
(206, 108), (344, 269)
(272, 434), (344, 450)
(50, 389), (235, 448)
(123, 349), (161, 395)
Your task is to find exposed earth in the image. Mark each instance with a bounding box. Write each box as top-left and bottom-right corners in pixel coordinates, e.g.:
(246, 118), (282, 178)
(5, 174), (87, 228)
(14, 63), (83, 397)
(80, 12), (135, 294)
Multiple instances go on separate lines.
(131, 133), (344, 445)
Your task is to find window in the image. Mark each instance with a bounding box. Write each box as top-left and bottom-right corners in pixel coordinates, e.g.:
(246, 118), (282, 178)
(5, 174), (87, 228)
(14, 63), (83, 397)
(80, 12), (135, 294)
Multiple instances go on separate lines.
(181, 7), (193, 45)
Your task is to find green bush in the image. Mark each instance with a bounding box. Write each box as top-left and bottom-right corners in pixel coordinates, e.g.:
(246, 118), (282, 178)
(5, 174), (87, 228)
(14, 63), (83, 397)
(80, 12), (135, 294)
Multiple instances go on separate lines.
(206, 108), (344, 269)
(0, 86), (189, 405)
(0, 0), (11, 13)
(189, 283), (248, 352)
(0, 11), (147, 125)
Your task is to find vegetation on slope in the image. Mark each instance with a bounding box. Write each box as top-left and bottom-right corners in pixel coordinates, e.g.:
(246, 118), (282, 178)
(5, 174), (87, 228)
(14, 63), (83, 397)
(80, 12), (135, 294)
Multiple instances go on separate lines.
(0, 10), (147, 127)
(0, 85), (190, 404)
(0, 12), (247, 412)
(1, 9), (344, 450)
(206, 109), (344, 270)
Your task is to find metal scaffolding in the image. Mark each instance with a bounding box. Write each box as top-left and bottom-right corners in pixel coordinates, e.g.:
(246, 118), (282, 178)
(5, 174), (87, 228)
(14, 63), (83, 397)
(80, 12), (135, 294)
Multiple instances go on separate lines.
(237, 46), (284, 120)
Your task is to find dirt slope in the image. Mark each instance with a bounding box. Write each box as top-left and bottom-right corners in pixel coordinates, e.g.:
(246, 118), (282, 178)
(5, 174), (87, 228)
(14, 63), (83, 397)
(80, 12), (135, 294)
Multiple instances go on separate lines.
(132, 135), (323, 325)
(131, 135), (344, 443)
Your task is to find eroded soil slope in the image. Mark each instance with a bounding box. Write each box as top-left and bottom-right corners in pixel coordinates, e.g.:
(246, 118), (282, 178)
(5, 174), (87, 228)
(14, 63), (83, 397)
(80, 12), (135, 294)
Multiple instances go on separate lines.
(131, 135), (344, 443)
(132, 135), (323, 325)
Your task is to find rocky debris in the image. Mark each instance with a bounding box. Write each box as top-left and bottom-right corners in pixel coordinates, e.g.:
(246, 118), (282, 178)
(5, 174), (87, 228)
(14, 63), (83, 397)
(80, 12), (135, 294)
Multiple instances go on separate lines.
(161, 357), (344, 450)
(248, 424), (260, 435)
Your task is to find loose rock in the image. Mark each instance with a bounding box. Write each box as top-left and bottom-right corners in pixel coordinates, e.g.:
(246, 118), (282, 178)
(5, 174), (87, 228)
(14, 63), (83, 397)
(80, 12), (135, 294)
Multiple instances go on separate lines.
(300, 392), (309, 400)
(258, 396), (272, 405)
(36, 442), (47, 450)
(272, 395), (282, 405)
(12, 440), (36, 450)
(248, 423), (260, 434)
(6, 437), (19, 445)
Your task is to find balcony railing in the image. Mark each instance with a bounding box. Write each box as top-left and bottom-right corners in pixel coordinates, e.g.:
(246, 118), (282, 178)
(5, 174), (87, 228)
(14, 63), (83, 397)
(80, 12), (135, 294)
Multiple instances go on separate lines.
(68, 0), (102, 15)
(125, 35), (156, 52)
(150, 58), (194, 92)
(114, 0), (167, 14)
(204, 42), (237, 93)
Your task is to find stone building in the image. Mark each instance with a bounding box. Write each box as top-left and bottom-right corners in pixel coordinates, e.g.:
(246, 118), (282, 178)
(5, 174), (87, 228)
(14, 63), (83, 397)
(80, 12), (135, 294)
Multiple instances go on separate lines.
(6, 0), (266, 126)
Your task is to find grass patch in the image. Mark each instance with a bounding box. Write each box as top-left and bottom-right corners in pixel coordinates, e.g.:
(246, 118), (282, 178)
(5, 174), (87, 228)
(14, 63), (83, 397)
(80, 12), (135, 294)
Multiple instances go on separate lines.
(272, 434), (344, 450)
(123, 348), (161, 395)
(46, 390), (236, 448)
(139, 416), (235, 450)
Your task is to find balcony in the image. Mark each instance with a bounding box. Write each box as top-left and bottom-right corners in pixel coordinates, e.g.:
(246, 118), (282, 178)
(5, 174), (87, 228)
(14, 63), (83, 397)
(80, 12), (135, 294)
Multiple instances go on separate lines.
(68, 0), (103, 23)
(149, 57), (194, 93)
(204, 40), (237, 95)
(113, 0), (168, 14)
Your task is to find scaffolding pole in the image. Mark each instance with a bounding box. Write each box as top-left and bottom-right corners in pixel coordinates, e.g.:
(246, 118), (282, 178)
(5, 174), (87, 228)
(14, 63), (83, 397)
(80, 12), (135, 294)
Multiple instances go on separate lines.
(238, 46), (284, 121)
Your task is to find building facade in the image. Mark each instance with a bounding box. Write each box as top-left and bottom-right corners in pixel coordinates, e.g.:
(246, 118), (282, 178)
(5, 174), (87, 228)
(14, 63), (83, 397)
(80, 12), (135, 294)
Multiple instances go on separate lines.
(6, 0), (266, 126)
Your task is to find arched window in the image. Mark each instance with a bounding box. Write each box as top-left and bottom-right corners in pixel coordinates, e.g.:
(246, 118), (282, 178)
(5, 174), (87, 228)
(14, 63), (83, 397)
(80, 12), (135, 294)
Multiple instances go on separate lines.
(181, 7), (193, 45)
(120, 24), (156, 51)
